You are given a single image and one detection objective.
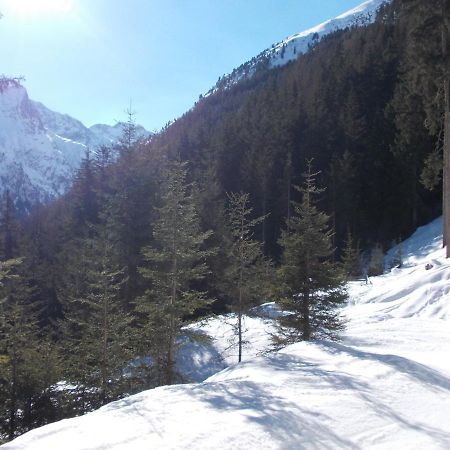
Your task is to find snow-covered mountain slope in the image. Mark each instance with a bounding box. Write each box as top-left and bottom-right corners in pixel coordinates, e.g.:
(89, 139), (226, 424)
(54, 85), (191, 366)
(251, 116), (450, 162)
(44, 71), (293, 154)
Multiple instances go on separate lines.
(0, 79), (147, 211)
(5, 216), (450, 450)
(209, 0), (390, 94)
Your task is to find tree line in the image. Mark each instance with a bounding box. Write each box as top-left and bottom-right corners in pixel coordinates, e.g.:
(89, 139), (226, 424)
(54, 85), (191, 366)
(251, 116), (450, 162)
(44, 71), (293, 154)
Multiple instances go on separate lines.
(1, 0), (448, 442)
(0, 139), (349, 441)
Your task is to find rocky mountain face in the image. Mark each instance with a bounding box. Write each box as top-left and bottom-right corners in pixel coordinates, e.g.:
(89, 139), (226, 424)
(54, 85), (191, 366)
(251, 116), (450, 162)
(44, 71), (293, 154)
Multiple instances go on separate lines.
(0, 78), (147, 212)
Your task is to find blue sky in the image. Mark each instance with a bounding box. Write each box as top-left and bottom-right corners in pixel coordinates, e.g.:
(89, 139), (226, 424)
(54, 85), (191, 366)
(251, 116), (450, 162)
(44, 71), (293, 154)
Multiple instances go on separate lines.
(0, 0), (366, 130)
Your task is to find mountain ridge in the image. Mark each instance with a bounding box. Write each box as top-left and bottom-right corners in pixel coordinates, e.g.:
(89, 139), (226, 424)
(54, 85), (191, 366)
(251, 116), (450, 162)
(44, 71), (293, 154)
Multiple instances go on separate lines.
(207, 0), (390, 95)
(0, 79), (148, 212)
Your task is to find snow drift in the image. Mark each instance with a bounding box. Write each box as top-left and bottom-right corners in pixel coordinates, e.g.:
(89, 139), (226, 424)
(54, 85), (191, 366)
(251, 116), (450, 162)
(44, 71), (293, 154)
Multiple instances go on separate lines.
(3, 215), (450, 449)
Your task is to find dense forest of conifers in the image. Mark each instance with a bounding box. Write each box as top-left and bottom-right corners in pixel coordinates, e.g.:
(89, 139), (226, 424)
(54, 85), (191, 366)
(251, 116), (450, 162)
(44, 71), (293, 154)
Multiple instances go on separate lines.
(0, 0), (447, 441)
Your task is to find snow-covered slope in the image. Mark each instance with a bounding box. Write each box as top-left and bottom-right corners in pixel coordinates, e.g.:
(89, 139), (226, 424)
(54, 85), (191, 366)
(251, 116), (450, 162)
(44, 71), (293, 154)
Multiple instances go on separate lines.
(209, 0), (390, 94)
(0, 79), (147, 211)
(4, 216), (450, 449)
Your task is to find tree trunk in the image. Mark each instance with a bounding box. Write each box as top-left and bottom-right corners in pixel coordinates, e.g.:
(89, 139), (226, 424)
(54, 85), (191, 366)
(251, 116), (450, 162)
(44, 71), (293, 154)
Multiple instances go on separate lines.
(238, 212), (244, 363)
(9, 350), (17, 441)
(101, 282), (108, 404)
(238, 266), (243, 363)
(167, 252), (177, 385)
(442, 0), (450, 256)
(444, 78), (450, 256)
(302, 289), (311, 341)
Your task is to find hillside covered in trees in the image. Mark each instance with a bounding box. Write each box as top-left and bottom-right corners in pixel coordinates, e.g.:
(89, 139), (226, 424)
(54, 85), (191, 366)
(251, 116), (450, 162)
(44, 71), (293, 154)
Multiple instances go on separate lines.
(0, 0), (448, 442)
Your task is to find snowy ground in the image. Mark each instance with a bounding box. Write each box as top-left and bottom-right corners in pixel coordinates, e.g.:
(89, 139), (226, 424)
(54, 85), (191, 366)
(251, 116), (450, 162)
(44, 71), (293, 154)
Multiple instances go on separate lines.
(3, 217), (450, 449)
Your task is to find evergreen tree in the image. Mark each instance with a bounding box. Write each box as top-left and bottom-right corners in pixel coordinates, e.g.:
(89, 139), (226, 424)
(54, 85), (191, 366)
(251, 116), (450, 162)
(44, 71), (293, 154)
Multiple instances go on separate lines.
(401, 0), (450, 253)
(367, 243), (385, 277)
(224, 192), (271, 362)
(136, 160), (214, 385)
(341, 229), (362, 280)
(0, 258), (44, 441)
(0, 191), (19, 260)
(276, 162), (347, 344)
(60, 226), (131, 409)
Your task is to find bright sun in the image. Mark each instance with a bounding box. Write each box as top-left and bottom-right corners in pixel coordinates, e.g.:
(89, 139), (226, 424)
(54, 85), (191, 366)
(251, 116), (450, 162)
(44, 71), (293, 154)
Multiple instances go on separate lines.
(6, 0), (74, 16)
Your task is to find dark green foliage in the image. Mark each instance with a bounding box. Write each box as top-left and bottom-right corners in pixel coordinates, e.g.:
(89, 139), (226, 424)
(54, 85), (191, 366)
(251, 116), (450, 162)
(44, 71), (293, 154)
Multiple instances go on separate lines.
(276, 163), (347, 344)
(3, 0), (449, 439)
(0, 259), (60, 441)
(341, 229), (362, 280)
(224, 192), (272, 362)
(60, 227), (132, 409)
(135, 160), (214, 385)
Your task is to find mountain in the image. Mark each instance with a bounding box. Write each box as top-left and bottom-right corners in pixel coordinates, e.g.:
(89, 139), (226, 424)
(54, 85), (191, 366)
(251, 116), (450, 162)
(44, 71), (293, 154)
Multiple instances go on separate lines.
(0, 78), (148, 212)
(4, 216), (450, 449)
(0, 0), (389, 213)
(208, 0), (390, 94)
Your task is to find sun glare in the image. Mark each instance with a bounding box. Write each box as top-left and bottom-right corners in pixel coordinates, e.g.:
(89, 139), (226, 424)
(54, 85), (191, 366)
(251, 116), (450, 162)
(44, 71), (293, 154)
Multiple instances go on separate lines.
(6, 0), (74, 16)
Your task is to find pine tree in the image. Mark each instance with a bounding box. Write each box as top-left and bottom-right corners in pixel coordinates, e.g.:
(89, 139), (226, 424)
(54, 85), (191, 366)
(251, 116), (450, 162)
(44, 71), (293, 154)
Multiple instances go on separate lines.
(0, 258), (42, 441)
(341, 229), (362, 280)
(367, 243), (385, 277)
(276, 162), (347, 344)
(0, 191), (19, 260)
(401, 0), (450, 254)
(224, 192), (271, 362)
(60, 226), (131, 409)
(116, 107), (139, 158)
(136, 160), (214, 385)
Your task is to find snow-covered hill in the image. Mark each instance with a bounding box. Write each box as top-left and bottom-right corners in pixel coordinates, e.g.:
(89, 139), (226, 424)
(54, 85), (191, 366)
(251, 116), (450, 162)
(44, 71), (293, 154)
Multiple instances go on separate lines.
(0, 79), (147, 211)
(4, 216), (450, 449)
(208, 0), (390, 94)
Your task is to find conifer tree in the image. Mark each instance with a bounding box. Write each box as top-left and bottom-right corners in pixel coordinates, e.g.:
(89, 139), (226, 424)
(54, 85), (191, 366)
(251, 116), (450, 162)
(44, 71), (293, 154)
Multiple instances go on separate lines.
(401, 0), (450, 253)
(276, 162), (347, 344)
(136, 160), (214, 385)
(367, 243), (385, 277)
(0, 191), (19, 260)
(341, 229), (362, 280)
(224, 192), (271, 362)
(0, 258), (42, 441)
(60, 226), (131, 408)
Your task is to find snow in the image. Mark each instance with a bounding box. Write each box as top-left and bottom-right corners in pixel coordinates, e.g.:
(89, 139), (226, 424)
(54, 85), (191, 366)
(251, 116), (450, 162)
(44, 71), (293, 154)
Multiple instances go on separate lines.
(178, 311), (278, 382)
(3, 215), (450, 449)
(208, 0), (391, 94)
(0, 84), (149, 208)
(269, 0), (388, 68)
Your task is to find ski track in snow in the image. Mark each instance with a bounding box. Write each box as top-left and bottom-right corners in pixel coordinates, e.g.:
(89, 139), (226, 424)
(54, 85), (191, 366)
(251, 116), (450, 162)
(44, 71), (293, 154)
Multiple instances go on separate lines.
(3, 217), (450, 449)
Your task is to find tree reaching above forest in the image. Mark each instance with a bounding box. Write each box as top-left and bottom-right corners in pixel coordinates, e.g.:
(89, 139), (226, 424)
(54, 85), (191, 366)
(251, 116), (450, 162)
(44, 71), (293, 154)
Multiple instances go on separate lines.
(135, 160), (214, 385)
(1, 0), (448, 441)
(276, 162), (347, 344)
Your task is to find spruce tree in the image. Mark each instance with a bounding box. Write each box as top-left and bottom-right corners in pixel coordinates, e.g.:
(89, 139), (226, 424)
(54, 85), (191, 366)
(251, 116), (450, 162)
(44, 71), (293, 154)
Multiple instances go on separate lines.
(0, 258), (42, 441)
(60, 226), (131, 409)
(401, 0), (450, 253)
(341, 229), (362, 280)
(224, 192), (271, 362)
(276, 162), (347, 344)
(136, 160), (214, 385)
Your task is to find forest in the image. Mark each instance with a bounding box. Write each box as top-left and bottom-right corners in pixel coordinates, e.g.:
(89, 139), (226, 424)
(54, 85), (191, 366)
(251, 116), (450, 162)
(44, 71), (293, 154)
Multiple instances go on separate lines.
(0, 0), (448, 442)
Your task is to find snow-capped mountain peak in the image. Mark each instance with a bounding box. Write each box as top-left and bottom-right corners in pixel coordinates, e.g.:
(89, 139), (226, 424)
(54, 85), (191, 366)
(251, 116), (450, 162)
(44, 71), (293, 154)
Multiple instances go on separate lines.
(209, 0), (390, 93)
(0, 79), (148, 212)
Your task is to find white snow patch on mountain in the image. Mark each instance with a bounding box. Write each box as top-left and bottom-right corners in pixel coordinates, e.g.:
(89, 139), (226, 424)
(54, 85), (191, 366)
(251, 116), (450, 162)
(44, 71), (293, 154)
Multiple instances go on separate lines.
(3, 215), (450, 449)
(208, 0), (390, 94)
(269, 0), (389, 67)
(0, 81), (148, 210)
